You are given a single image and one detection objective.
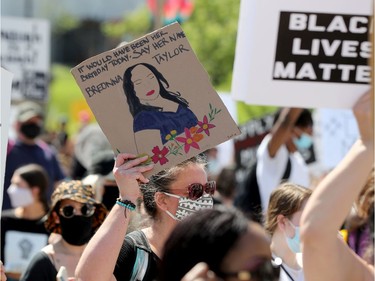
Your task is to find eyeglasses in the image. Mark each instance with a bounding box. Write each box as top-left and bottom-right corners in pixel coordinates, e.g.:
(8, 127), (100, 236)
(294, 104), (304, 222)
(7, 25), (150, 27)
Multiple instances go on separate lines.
(174, 181), (216, 200)
(217, 258), (281, 281)
(59, 204), (96, 218)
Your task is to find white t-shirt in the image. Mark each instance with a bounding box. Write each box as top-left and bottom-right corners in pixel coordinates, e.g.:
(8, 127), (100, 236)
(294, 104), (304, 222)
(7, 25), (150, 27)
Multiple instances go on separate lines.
(275, 253), (305, 281)
(256, 134), (310, 211)
(279, 263), (305, 281)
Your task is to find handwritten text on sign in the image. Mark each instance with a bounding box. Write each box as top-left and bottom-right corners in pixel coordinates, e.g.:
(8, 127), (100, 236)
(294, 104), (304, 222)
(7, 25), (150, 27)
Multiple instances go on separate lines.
(76, 30), (188, 98)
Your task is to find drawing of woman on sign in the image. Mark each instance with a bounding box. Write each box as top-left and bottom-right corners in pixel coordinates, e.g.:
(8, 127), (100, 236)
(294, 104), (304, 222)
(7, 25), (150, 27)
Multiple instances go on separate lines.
(123, 62), (198, 153)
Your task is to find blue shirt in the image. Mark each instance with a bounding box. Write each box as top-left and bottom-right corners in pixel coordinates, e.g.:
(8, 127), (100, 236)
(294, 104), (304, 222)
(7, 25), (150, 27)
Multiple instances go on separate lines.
(133, 104), (198, 144)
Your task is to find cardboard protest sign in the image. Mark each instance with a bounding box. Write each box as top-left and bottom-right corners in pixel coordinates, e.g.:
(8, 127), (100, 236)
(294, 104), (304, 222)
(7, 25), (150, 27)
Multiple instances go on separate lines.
(0, 67), (13, 212)
(71, 22), (241, 176)
(1, 17), (50, 102)
(232, 0), (372, 109)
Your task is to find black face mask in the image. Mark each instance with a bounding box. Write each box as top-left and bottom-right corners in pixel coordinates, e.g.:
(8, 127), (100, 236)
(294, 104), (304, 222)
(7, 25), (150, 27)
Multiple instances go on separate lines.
(59, 215), (94, 246)
(20, 123), (42, 139)
(102, 185), (119, 210)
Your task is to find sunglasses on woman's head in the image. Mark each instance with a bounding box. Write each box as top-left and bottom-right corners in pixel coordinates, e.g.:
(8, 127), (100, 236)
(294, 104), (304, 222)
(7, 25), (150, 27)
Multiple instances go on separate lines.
(217, 257), (281, 281)
(59, 203), (96, 218)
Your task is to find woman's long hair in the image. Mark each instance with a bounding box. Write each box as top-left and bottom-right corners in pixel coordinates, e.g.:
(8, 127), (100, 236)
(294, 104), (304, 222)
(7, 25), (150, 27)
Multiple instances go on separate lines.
(123, 63), (189, 117)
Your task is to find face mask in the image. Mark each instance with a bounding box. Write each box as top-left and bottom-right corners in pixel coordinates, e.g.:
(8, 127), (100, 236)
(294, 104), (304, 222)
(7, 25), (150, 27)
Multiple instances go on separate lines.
(293, 133), (313, 150)
(285, 220), (301, 253)
(7, 184), (34, 208)
(58, 215), (94, 246)
(207, 159), (221, 176)
(20, 123), (42, 139)
(163, 193), (213, 221)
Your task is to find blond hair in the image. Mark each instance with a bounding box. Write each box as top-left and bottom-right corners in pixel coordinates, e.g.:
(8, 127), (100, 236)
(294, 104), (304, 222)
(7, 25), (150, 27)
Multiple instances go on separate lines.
(264, 182), (312, 235)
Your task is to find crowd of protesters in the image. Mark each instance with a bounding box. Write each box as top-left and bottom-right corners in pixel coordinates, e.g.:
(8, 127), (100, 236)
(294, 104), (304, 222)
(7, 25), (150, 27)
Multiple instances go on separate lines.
(1, 87), (373, 281)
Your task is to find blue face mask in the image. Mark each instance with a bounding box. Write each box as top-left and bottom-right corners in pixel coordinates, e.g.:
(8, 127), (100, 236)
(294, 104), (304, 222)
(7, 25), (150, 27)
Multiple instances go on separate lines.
(293, 133), (313, 150)
(285, 220), (301, 253)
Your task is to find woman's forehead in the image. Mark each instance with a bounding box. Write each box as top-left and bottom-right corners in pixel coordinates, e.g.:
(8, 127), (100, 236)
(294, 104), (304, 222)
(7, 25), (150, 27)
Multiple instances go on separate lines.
(132, 65), (152, 77)
(170, 164), (207, 187)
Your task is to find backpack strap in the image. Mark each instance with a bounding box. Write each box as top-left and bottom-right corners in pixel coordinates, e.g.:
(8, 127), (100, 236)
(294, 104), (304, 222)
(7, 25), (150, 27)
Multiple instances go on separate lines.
(127, 231), (150, 281)
(281, 156), (291, 181)
(130, 248), (149, 281)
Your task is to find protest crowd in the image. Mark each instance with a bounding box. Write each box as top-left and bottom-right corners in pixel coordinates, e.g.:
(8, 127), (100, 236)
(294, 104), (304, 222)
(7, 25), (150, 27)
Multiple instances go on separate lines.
(1, 3), (374, 281)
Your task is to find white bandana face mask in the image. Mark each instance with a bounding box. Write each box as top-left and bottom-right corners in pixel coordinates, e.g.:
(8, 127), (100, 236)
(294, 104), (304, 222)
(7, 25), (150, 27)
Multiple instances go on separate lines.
(163, 192), (214, 221)
(7, 184), (34, 208)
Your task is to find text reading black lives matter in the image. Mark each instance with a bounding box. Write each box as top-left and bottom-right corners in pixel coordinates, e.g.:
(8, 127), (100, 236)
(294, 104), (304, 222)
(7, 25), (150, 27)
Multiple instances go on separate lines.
(77, 29), (189, 98)
(273, 12), (372, 84)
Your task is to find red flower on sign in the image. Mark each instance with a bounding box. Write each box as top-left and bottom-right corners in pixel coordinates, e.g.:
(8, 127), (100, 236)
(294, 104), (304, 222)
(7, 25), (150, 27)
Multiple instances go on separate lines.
(151, 146), (169, 165)
(176, 127), (203, 153)
(197, 115), (216, 136)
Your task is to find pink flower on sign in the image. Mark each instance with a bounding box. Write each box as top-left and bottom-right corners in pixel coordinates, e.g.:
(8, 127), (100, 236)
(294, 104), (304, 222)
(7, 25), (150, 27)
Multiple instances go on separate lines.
(151, 146), (169, 165)
(197, 115), (216, 136)
(176, 127), (201, 153)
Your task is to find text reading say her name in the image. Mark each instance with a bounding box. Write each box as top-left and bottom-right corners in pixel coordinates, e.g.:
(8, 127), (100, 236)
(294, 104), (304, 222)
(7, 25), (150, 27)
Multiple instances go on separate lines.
(78, 30), (188, 82)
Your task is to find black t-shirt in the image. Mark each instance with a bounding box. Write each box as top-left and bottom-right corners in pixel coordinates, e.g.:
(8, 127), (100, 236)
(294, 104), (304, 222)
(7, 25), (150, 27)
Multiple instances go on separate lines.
(1, 210), (49, 274)
(20, 251), (57, 281)
(114, 230), (161, 281)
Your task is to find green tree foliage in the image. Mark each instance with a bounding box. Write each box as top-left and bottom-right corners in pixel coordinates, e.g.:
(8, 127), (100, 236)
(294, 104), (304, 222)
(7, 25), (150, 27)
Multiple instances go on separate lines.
(181, 0), (240, 90)
(101, 5), (152, 42)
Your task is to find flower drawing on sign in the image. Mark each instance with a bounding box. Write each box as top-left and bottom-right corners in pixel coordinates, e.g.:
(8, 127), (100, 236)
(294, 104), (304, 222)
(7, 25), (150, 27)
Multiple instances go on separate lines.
(176, 127), (204, 153)
(148, 103), (222, 165)
(197, 115), (216, 136)
(151, 146), (169, 165)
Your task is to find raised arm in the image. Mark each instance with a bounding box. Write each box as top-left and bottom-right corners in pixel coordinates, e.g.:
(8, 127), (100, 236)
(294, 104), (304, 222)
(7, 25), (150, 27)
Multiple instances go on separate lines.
(300, 90), (374, 281)
(268, 108), (303, 157)
(75, 154), (153, 281)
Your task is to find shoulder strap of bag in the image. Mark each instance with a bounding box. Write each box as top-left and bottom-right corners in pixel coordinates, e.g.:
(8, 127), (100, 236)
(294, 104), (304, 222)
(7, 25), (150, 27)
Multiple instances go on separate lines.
(281, 156), (291, 181)
(128, 231), (150, 281)
(130, 248), (149, 281)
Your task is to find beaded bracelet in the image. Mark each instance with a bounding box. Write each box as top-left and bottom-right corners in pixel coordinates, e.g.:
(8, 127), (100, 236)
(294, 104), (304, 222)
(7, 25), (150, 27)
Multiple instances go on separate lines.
(116, 198), (136, 211)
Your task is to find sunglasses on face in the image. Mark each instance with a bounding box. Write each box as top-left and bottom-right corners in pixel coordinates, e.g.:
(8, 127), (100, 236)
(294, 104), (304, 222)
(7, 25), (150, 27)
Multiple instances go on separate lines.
(175, 181), (216, 200)
(59, 203), (96, 218)
(217, 258), (281, 281)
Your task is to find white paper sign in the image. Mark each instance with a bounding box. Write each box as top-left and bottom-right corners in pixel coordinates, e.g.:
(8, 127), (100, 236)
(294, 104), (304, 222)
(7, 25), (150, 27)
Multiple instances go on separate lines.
(4, 231), (48, 274)
(232, 0), (372, 108)
(313, 108), (359, 170)
(0, 67), (13, 212)
(1, 17), (50, 101)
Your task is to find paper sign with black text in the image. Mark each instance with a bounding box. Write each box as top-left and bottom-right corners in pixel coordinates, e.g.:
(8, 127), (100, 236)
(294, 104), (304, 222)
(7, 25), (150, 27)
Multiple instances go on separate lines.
(232, 0), (372, 108)
(71, 22), (241, 177)
(1, 17), (50, 102)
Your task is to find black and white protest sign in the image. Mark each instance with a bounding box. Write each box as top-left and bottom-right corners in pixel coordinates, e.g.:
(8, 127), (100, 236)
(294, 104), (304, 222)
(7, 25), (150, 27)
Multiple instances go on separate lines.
(1, 17), (50, 102)
(232, 0), (372, 109)
(274, 12), (371, 84)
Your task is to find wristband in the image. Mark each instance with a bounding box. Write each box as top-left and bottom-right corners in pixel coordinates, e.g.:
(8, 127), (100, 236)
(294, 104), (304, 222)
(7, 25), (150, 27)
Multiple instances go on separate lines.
(116, 198), (136, 211)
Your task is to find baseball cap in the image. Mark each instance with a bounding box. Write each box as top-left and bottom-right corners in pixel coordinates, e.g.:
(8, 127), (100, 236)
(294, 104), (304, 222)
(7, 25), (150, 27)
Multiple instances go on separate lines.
(17, 101), (44, 122)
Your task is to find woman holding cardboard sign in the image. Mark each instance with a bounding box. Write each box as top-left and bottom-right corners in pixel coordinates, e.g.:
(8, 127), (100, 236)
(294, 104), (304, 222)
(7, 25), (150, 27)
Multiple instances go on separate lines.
(300, 90), (374, 281)
(75, 153), (215, 281)
(123, 62), (198, 153)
